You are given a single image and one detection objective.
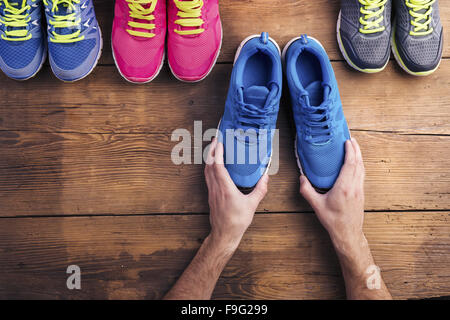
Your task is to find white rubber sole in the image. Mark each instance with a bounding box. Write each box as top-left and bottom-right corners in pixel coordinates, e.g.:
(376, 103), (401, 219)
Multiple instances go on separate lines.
(168, 21), (223, 83)
(52, 26), (104, 83)
(336, 11), (389, 74)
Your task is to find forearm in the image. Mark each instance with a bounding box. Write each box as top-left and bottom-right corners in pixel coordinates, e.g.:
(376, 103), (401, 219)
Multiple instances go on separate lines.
(332, 233), (391, 300)
(164, 234), (237, 300)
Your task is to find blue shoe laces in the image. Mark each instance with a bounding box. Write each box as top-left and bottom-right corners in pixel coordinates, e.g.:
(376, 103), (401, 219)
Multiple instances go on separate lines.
(234, 84), (278, 130)
(300, 84), (334, 144)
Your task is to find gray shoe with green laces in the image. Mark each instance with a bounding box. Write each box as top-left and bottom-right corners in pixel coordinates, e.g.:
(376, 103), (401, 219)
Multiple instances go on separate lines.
(392, 0), (443, 76)
(337, 0), (392, 73)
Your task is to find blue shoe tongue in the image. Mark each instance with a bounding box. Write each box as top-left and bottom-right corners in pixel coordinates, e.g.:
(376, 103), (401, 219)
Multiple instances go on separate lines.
(305, 80), (324, 107)
(243, 85), (270, 107)
(53, 3), (78, 37)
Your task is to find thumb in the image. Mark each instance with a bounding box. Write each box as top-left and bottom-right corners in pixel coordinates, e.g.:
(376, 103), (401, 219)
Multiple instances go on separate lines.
(248, 174), (269, 206)
(299, 175), (322, 210)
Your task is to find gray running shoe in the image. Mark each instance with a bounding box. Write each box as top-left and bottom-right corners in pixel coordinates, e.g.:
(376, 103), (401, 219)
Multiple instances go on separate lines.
(392, 0), (443, 76)
(337, 0), (392, 73)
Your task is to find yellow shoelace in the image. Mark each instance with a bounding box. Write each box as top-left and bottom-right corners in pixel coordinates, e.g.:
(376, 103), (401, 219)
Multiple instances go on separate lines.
(0, 0), (35, 41)
(406, 0), (435, 36)
(359, 0), (387, 34)
(43, 0), (84, 43)
(126, 0), (156, 38)
(173, 0), (204, 35)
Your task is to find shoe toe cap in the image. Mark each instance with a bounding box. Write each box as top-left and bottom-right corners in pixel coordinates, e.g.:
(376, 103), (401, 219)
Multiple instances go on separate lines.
(49, 38), (101, 81)
(394, 29), (443, 73)
(340, 31), (390, 70)
(0, 38), (45, 79)
(168, 27), (221, 81)
(298, 138), (346, 190)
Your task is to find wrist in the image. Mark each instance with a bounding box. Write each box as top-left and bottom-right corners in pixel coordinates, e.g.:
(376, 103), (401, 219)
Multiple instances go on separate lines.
(330, 230), (366, 257)
(206, 232), (241, 257)
(333, 232), (374, 276)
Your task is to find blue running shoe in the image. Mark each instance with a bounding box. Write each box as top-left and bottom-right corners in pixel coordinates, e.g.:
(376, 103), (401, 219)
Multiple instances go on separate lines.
(217, 32), (282, 190)
(0, 0), (46, 80)
(44, 0), (102, 81)
(283, 35), (351, 191)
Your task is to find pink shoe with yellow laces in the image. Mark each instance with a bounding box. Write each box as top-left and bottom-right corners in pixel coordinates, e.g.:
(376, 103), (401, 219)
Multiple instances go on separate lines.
(112, 0), (166, 83)
(167, 0), (222, 82)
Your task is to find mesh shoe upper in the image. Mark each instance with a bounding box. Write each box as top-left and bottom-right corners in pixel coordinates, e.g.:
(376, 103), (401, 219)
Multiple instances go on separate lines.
(44, 0), (102, 81)
(167, 0), (222, 81)
(112, 0), (166, 82)
(338, 0), (392, 70)
(393, 0), (443, 73)
(0, 37), (41, 68)
(0, 0), (45, 79)
(301, 135), (346, 178)
(48, 39), (95, 70)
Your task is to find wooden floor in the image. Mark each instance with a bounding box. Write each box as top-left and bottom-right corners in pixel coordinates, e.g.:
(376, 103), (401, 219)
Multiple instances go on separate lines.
(0, 0), (449, 299)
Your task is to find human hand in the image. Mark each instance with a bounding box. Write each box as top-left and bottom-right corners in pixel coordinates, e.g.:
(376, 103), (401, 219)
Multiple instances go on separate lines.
(204, 138), (269, 251)
(299, 138), (366, 254)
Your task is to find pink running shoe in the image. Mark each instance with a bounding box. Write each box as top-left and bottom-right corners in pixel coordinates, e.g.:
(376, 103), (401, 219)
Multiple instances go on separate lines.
(167, 0), (222, 82)
(112, 0), (166, 83)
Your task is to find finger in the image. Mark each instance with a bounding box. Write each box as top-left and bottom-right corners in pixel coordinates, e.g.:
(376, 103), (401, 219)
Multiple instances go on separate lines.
(248, 174), (269, 206)
(214, 140), (224, 165)
(212, 142), (237, 188)
(204, 165), (214, 190)
(205, 138), (218, 190)
(351, 138), (363, 165)
(205, 137), (218, 166)
(335, 139), (357, 186)
(351, 138), (365, 187)
(299, 175), (323, 210)
(344, 139), (356, 166)
(205, 159), (219, 192)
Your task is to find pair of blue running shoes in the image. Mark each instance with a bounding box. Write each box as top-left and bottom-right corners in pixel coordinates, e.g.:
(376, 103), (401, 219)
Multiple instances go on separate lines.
(0, 0), (102, 81)
(218, 32), (351, 192)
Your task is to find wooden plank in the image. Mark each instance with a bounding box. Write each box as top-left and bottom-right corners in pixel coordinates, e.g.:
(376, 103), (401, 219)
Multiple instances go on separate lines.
(0, 212), (448, 299)
(92, 0), (450, 65)
(0, 61), (449, 135)
(0, 130), (448, 216)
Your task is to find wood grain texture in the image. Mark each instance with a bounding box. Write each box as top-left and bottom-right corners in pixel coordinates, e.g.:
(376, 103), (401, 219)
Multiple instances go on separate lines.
(0, 212), (448, 299)
(0, 130), (448, 216)
(91, 0), (450, 64)
(0, 61), (449, 135)
(0, 0), (449, 301)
